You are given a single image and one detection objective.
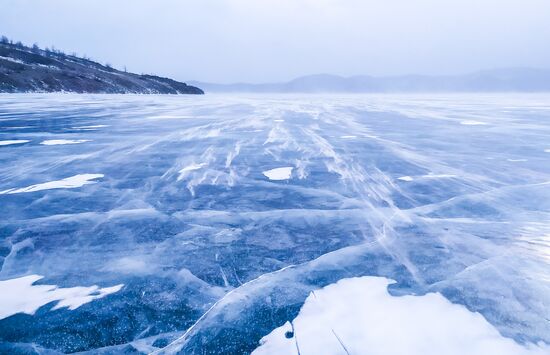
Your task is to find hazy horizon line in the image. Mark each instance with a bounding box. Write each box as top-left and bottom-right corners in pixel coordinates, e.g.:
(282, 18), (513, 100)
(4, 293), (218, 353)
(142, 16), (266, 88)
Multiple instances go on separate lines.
(188, 67), (550, 85)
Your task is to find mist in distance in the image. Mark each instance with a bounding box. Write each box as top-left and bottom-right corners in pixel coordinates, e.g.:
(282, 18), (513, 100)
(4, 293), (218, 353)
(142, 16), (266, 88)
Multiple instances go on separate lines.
(1, 0), (550, 85)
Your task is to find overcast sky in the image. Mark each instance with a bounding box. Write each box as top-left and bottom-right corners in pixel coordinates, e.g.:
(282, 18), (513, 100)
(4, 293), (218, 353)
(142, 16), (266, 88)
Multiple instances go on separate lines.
(1, 0), (549, 83)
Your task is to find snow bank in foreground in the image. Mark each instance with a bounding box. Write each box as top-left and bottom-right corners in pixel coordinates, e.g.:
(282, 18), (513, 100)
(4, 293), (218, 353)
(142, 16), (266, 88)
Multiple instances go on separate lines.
(40, 139), (91, 145)
(0, 275), (123, 320)
(0, 174), (104, 194)
(0, 140), (30, 146)
(253, 277), (548, 355)
(263, 167), (293, 180)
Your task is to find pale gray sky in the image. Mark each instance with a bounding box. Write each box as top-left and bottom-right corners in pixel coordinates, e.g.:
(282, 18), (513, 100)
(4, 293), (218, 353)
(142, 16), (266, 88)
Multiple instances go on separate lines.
(1, 0), (549, 83)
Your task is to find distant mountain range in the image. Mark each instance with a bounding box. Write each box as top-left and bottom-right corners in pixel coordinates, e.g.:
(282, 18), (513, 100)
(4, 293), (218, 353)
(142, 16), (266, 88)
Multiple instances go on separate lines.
(0, 39), (203, 94)
(190, 69), (550, 93)
(2, 36), (548, 95)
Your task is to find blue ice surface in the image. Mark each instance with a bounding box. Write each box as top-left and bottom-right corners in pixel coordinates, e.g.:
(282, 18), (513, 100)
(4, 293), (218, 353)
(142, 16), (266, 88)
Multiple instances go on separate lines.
(0, 93), (549, 354)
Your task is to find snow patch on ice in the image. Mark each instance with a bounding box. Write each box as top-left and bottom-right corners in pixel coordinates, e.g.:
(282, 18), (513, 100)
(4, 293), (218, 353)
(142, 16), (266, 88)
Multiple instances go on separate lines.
(340, 135), (357, 139)
(0, 174), (104, 194)
(460, 120), (487, 125)
(0, 275), (123, 320)
(253, 277), (548, 355)
(262, 167), (293, 181)
(254, 321), (296, 354)
(40, 139), (91, 145)
(0, 140), (30, 146)
(398, 176), (414, 181)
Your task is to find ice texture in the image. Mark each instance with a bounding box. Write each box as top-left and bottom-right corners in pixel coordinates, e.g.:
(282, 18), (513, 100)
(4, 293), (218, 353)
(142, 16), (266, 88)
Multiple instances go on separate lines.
(0, 93), (549, 354)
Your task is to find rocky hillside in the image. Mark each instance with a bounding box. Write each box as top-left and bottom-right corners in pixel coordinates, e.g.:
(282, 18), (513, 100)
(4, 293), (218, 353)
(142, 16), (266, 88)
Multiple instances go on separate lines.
(0, 39), (203, 94)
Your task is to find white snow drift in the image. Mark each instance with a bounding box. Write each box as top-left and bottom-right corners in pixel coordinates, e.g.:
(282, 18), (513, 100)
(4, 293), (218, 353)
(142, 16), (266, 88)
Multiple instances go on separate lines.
(0, 275), (123, 320)
(0, 140), (30, 146)
(253, 277), (548, 355)
(40, 139), (91, 145)
(263, 167), (293, 180)
(0, 174), (104, 194)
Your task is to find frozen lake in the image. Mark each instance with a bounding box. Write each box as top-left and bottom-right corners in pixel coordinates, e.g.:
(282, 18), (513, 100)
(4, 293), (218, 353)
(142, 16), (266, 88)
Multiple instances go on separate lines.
(0, 94), (549, 354)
